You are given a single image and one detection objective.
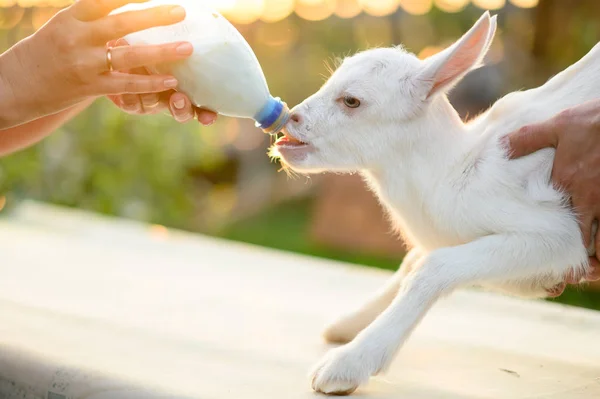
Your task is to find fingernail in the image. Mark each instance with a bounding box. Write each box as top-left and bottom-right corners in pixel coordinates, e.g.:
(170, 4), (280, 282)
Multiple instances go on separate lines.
(142, 94), (160, 107)
(174, 98), (185, 110)
(170, 6), (186, 18)
(176, 43), (193, 55)
(164, 78), (178, 88)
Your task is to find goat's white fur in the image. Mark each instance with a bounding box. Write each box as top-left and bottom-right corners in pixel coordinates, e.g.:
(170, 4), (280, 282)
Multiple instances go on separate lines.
(272, 11), (600, 395)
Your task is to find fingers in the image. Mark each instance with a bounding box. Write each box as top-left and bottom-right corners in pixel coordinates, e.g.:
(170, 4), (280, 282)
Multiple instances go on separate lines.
(576, 211), (595, 252)
(94, 72), (178, 95)
(169, 93), (196, 123)
(107, 45), (186, 119)
(167, 93), (219, 125)
(106, 94), (122, 108)
(122, 94), (156, 113)
(196, 109), (218, 126)
(506, 120), (559, 159)
(114, 37), (128, 47)
(119, 94), (142, 113)
(141, 93), (162, 111)
(588, 258), (600, 281)
(102, 38), (215, 125)
(112, 92), (166, 114)
(546, 283), (566, 298)
(565, 259), (600, 286)
(110, 51), (150, 113)
(71, 0), (149, 22)
(91, 5), (185, 42)
(115, 91), (210, 122)
(99, 42), (193, 73)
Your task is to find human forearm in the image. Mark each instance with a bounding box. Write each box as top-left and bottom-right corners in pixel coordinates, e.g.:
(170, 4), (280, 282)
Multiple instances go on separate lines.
(0, 97), (95, 157)
(0, 45), (26, 129)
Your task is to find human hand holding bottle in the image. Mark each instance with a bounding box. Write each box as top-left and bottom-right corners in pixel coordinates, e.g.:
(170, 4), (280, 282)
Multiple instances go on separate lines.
(106, 39), (217, 125)
(0, 0), (215, 129)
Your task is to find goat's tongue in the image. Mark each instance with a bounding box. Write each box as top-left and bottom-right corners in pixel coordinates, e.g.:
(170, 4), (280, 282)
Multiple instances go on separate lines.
(278, 135), (303, 145)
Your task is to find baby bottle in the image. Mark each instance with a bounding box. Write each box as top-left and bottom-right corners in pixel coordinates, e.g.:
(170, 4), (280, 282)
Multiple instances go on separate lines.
(113, 0), (290, 134)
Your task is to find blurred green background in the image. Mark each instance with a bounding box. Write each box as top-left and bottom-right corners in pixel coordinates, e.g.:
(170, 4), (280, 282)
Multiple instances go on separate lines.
(1, 0), (600, 309)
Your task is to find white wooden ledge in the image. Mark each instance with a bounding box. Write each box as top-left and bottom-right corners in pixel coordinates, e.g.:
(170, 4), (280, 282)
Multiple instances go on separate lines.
(1, 201), (599, 399)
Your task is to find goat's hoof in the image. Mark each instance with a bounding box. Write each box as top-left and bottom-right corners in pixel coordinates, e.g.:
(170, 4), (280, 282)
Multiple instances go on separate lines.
(310, 346), (370, 396)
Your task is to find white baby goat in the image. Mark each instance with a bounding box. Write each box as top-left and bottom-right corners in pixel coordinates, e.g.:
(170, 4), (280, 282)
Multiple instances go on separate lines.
(271, 11), (600, 396)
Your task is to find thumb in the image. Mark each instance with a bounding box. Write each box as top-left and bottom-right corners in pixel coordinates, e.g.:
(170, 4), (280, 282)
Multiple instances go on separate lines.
(506, 121), (559, 159)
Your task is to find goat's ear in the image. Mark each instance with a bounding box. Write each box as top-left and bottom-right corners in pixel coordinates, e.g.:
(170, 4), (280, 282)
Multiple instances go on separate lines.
(416, 11), (497, 100)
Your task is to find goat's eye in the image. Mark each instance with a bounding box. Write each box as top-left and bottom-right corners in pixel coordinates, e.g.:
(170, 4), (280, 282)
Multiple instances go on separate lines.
(343, 96), (361, 109)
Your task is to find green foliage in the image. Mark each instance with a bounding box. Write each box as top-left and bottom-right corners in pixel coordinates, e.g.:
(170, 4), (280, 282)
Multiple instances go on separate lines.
(0, 100), (227, 231)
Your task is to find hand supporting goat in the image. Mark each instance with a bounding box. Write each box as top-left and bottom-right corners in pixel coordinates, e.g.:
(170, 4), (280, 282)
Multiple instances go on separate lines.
(271, 12), (600, 395)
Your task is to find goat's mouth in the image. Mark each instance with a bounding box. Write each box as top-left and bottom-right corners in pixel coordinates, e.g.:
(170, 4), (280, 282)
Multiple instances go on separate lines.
(275, 131), (309, 149)
(270, 128), (314, 166)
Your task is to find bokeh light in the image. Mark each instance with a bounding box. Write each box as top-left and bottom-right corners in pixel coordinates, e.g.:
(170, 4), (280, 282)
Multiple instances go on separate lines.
(335, 0), (363, 18)
(0, 6), (25, 29)
(0, 0), (542, 22)
(295, 0), (336, 21)
(260, 0), (295, 22)
(360, 0), (399, 17)
(255, 18), (299, 50)
(472, 0), (506, 10)
(149, 224), (170, 240)
(434, 0), (469, 13)
(399, 0), (433, 15)
(509, 0), (538, 8)
(223, 0), (265, 24)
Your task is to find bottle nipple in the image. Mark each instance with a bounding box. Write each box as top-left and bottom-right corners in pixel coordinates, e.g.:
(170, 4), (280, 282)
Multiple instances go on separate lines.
(255, 97), (291, 135)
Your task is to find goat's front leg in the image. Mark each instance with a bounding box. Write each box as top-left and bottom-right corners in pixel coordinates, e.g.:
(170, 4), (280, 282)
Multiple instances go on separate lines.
(323, 248), (423, 344)
(310, 234), (584, 395)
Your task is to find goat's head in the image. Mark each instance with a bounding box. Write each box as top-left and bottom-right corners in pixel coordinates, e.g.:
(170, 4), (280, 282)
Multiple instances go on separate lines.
(271, 11), (497, 174)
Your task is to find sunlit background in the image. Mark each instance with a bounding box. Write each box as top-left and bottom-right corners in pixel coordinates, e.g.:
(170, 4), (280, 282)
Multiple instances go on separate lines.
(1, 0), (600, 308)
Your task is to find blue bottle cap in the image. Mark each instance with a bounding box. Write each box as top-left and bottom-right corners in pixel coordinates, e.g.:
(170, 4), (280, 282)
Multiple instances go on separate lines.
(255, 96), (290, 135)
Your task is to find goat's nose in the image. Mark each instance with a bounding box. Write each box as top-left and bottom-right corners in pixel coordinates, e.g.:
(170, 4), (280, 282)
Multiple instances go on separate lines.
(290, 112), (302, 124)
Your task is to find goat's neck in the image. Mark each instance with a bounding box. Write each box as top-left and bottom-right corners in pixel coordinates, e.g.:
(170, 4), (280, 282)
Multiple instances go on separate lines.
(362, 96), (476, 218)
(369, 95), (471, 181)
